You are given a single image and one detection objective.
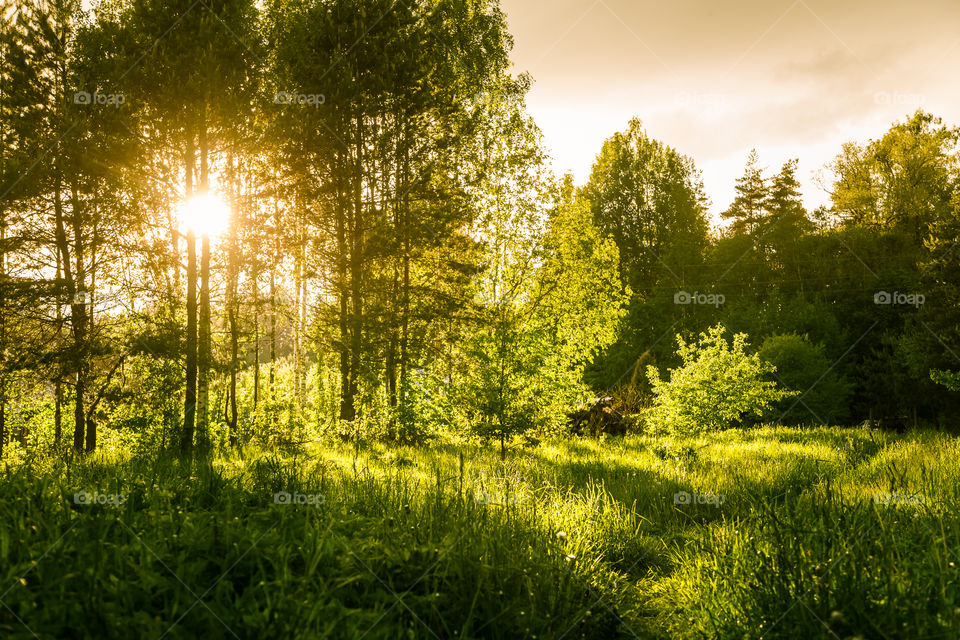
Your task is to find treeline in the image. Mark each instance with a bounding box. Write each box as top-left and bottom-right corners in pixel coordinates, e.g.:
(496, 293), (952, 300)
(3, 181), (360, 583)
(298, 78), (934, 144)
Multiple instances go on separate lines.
(1, 0), (959, 460)
(586, 114), (960, 430)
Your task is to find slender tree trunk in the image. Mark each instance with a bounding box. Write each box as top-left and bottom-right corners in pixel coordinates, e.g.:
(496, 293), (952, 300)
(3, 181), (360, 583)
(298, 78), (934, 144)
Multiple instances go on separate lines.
(226, 154), (239, 446)
(400, 229), (410, 395)
(269, 198), (278, 425)
(399, 122), (411, 401)
(293, 197), (303, 410)
(54, 243), (63, 445)
(69, 179), (88, 452)
(53, 178), (75, 450)
(385, 127), (400, 412)
(0, 210), (5, 459)
(197, 111), (211, 450)
(334, 144), (355, 422)
(299, 256), (307, 407)
(253, 274), (260, 415)
(83, 197), (101, 453)
(198, 233), (210, 449)
(347, 119), (364, 421)
(182, 133), (197, 455)
(228, 308), (238, 445)
(337, 192), (352, 420)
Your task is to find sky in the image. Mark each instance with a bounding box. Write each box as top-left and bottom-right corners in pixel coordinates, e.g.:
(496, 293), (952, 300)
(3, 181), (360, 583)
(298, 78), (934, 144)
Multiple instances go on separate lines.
(497, 0), (960, 221)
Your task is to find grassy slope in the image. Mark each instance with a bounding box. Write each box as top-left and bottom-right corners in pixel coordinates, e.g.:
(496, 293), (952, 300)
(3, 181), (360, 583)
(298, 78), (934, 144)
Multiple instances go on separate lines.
(1, 427), (959, 639)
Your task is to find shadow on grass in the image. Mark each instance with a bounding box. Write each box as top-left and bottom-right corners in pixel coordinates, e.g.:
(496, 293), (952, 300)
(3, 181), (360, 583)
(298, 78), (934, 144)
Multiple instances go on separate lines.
(0, 449), (637, 640)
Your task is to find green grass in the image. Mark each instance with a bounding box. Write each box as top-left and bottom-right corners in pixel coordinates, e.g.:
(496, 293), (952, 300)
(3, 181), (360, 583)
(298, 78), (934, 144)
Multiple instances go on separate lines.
(2, 426), (960, 638)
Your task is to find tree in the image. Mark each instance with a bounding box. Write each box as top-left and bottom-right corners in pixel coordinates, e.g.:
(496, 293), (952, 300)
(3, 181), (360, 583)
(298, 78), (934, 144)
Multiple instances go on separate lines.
(456, 83), (553, 457)
(764, 160), (812, 266)
(585, 117), (708, 292)
(829, 111), (958, 242)
(0, 0), (135, 453)
(583, 117), (709, 390)
(460, 171), (627, 457)
(723, 149), (768, 238)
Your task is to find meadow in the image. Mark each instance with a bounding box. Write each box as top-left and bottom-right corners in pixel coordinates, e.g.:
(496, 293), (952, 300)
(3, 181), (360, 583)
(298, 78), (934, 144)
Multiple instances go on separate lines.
(2, 426), (958, 639)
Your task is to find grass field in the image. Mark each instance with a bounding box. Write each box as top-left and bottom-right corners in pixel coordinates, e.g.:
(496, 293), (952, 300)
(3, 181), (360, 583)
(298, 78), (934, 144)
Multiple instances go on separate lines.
(2, 426), (959, 639)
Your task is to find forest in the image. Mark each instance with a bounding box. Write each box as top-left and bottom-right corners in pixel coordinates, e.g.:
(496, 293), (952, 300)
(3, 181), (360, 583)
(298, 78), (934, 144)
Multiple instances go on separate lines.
(3, 0), (960, 638)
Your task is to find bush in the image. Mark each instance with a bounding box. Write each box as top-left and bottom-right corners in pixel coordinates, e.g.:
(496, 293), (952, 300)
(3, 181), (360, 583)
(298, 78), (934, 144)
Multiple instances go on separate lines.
(644, 324), (795, 434)
(758, 333), (853, 425)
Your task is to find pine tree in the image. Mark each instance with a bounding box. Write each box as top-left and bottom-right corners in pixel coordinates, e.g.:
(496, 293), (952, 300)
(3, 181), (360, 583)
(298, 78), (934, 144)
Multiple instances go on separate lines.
(723, 149), (768, 238)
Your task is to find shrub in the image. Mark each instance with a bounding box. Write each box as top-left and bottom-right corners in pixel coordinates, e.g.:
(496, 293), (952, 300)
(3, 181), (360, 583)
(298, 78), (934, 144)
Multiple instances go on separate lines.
(758, 333), (853, 425)
(644, 324), (795, 434)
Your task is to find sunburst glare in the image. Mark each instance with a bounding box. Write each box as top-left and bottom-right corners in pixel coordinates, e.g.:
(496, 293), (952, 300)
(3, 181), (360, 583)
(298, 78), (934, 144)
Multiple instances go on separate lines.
(178, 193), (231, 238)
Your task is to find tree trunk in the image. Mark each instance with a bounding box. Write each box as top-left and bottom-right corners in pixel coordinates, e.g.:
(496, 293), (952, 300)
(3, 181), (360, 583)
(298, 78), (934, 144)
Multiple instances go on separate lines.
(53, 178), (75, 450)
(337, 187), (352, 420)
(226, 154), (239, 446)
(293, 200), (303, 410)
(82, 196), (102, 453)
(54, 244), (63, 445)
(197, 112), (211, 450)
(0, 200), (5, 458)
(335, 143), (355, 422)
(347, 119), (364, 422)
(68, 179), (89, 452)
(182, 133), (197, 455)
(269, 198), (278, 428)
(399, 122), (411, 402)
(253, 277), (260, 415)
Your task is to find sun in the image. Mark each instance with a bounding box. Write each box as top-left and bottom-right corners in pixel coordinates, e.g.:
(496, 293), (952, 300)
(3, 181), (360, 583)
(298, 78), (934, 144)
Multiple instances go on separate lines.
(179, 193), (231, 238)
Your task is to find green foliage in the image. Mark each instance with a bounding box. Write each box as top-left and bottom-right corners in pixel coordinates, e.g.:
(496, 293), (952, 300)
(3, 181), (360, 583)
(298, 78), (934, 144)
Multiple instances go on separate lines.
(722, 148), (768, 235)
(758, 333), (853, 425)
(581, 118), (711, 390)
(931, 368), (960, 392)
(458, 125), (625, 452)
(830, 110), (959, 237)
(459, 315), (543, 446)
(584, 117), (709, 292)
(392, 369), (458, 444)
(645, 324), (795, 434)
